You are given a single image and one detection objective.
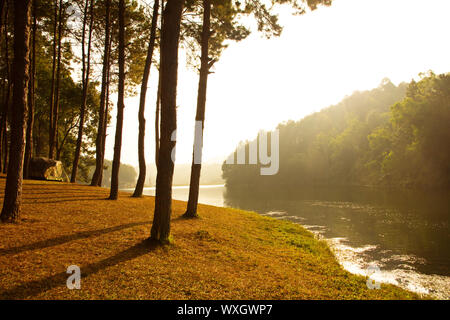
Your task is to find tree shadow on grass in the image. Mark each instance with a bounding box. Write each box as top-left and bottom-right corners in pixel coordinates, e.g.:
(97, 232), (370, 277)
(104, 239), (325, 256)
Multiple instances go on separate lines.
(23, 194), (106, 200)
(0, 221), (151, 256)
(0, 191), (110, 202)
(0, 239), (159, 299)
(173, 214), (201, 221)
(21, 195), (131, 204)
(21, 189), (109, 195)
(23, 198), (108, 204)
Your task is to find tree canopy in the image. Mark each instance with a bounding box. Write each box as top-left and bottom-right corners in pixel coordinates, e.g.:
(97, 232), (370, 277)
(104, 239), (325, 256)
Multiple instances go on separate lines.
(223, 73), (450, 190)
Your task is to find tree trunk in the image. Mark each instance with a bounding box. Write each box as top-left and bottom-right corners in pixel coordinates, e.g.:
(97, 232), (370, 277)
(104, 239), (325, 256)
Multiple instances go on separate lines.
(133, 0), (159, 197)
(0, 0), (31, 222)
(56, 117), (77, 160)
(154, 0), (164, 168)
(2, 117), (7, 174)
(51, 0), (63, 160)
(150, 0), (183, 243)
(48, 0), (57, 159)
(0, 0), (10, 174)
(0, 0), (4, 35)
(184, 0), (211, 218)
(35, 118), (42, 156)
(155, 69), (161, 167)
(98, 59), (111, 187)
(91, 0), (110, 187)
(71, 0), (94, 183)
(108, 0), (126, 200)
(0, 0), (5, 172)
(23, 0), (36, 179)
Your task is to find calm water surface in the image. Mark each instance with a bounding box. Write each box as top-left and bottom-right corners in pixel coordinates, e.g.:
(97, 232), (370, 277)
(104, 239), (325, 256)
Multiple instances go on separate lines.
(133, 184), (225, 207)
(131, 184), (450, 299)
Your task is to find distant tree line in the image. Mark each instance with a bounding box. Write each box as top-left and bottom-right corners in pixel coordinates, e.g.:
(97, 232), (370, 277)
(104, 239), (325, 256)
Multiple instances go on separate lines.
(223, 73), (450, 190)
(96, 159), (137, 188)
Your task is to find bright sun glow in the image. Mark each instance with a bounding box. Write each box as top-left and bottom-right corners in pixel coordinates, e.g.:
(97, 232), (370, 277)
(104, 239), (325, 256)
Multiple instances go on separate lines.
(105, 0), (450, 167)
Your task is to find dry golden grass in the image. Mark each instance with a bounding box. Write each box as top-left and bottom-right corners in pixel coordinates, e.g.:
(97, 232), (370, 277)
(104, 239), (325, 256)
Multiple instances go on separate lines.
(0, 176), (420, 299)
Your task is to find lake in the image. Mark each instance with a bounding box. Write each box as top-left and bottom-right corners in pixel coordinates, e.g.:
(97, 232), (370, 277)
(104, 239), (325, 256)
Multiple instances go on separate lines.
(131, 184), (226, 207)
(133, 184), (450, 299)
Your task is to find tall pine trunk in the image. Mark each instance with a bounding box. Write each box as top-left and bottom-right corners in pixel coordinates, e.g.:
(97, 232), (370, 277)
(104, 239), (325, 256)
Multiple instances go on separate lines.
(0, 0), (4, 38)
(98, 60), (111, 187)
(52, 0), (63, 160)
(184, 0), (211, 218)
(133, 0), (159, 197)
(98, 55), (111, 187)
(23, 0), (36, 179)
(0, 0), (5, 172)
(150, 0), (183, 243)
(0, 0), (31, 222)
(71, 0), (94, 183)
(0, 0), (10, 174)
(91, 0), (111, 187)
(154, 0), (164, 169)
(2, 116), (7, 173)
(155, 69), (161, 167)
(48, 0), (57, 159)
(109, 0), (126, 200)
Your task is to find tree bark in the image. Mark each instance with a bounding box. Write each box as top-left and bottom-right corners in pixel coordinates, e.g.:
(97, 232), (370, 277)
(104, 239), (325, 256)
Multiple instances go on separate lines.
(150, 0), (184, 243)
(133, 0), (159, 197)
(52, 0), (63, 160)
(154, 0), (164, 169)
(184, 0), (211, 218)
(98, 59), (111, 187)
(91, 0), (111, 187)
(155, 69), (161, 167)
(0, 0), (31, 222)
(48, 0), (57, 159)
(0, 0), (10, 174)
(2, 116), (7, 174)
(71, 0), (94, 183)
(56, 116), (77, 160)
(109, 0), (126, 200)
(23, 0), (36, 179)
(0, 0), (4, 35)
(98, 54), (111, 187)
(0, 0), (5, 172)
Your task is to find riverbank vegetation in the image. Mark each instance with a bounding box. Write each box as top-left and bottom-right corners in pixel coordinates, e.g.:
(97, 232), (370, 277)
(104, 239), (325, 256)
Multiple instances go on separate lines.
(223, 72), (450, 190)
(0, 178), (420, 299)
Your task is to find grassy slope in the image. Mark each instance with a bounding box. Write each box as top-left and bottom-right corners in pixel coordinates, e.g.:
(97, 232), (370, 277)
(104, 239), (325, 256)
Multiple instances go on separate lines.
(0, 177), (420, 299)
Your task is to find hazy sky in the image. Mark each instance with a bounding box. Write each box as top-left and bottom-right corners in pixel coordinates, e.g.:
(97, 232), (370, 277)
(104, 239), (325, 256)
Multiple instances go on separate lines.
(104, 0), (450, 167)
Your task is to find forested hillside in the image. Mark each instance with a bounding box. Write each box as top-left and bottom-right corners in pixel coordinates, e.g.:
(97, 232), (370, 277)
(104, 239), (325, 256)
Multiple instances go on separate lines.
(223, 72), (450, 189)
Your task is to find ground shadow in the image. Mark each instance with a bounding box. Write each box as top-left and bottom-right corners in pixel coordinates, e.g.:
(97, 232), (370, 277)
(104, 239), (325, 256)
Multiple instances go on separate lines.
(20, 189), (109, 194)
(22, 195), (106, 201)
(0, 221), (150, 256)
(22, 198), (107, 204)
(0, 239), (159, 299)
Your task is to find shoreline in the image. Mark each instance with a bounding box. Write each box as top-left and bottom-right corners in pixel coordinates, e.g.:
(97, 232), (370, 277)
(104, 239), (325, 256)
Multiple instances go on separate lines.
(260, 211), (449, 300)
(120, 184), (448, 299)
